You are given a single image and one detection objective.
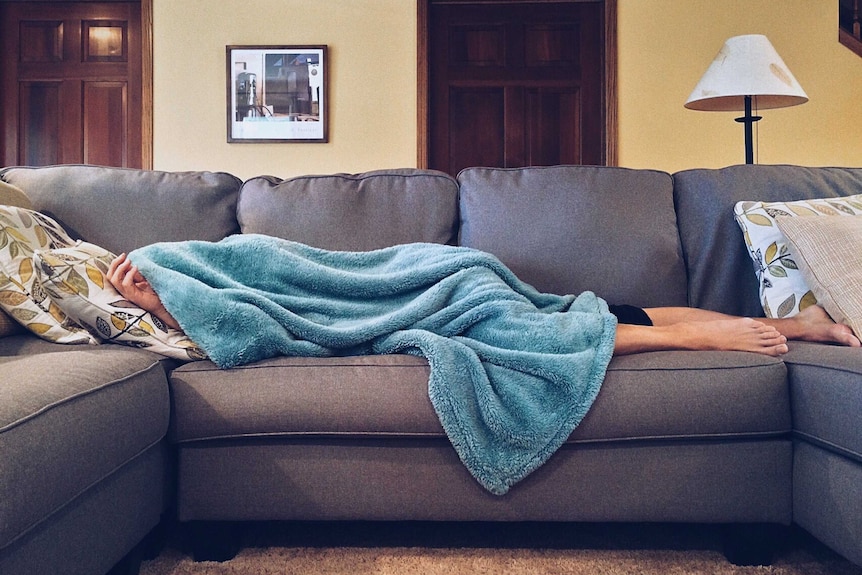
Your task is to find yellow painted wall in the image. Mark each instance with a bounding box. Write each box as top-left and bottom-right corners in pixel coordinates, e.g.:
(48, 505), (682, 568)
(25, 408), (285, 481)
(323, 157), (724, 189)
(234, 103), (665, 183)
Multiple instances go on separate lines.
(153, 1), (862, 178)
(152, 0), (418, 180)
(618, 0), (862, 171)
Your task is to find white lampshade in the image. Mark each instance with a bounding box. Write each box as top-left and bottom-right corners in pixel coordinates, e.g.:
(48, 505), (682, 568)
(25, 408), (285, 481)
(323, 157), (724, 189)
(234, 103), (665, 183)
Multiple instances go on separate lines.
(685, 34), (808, 112)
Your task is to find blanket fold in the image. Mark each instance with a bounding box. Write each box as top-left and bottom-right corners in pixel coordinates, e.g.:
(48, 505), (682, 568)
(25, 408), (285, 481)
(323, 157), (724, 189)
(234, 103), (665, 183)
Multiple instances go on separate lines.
(130, 235), (616, 494)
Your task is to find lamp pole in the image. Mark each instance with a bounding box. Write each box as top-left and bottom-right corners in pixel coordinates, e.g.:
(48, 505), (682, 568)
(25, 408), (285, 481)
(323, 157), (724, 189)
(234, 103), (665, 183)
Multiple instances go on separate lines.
(735, 95), (762, 164)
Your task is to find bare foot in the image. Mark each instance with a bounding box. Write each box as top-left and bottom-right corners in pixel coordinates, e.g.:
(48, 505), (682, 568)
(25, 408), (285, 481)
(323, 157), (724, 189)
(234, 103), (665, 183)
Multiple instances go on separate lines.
(680, 317), (789, 356)
(767, 305), (861, 347)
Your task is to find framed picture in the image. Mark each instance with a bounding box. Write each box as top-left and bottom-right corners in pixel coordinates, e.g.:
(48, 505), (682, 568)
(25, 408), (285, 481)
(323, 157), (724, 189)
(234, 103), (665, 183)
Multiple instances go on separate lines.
(226, 45), (328, 143)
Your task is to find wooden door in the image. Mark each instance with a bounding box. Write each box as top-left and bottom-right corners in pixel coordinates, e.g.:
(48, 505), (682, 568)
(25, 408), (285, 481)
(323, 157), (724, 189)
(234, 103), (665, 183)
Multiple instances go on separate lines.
(424, 0), (608, 176)
(0, 1), (143, 168)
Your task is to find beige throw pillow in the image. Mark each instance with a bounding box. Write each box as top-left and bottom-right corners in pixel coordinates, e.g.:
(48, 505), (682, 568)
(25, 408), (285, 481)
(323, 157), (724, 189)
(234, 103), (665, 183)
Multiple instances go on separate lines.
(776, 215), (862, 338)
(734, 195), (862, 317)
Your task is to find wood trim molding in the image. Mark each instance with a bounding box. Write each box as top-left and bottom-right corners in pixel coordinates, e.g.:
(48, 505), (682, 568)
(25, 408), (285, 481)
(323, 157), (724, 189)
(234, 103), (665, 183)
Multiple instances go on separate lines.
(604, 0), (617, 166)
(839, 27), (862, 58)
(417, 0), (430, 168)
(416, 0), (618, 168)
(141, 0), (153, 169)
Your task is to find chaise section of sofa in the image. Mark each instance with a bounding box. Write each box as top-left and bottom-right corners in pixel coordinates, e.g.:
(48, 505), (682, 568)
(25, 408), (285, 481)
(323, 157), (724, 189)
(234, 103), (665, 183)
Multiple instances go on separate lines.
(784, 342), (862, 567)
(0, 170), (172, 575)
(0, 164), (244, 574)
(673, 164), (862, 567)
(0, 338), (171, 575)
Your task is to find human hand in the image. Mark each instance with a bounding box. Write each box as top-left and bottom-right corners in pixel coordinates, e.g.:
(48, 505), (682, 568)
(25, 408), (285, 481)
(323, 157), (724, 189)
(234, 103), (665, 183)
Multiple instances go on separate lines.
(107, 253), (180, 329)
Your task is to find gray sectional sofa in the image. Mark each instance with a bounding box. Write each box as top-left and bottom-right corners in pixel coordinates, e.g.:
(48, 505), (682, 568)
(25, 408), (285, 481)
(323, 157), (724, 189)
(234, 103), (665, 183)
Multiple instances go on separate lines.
(0, 163), (860, 574)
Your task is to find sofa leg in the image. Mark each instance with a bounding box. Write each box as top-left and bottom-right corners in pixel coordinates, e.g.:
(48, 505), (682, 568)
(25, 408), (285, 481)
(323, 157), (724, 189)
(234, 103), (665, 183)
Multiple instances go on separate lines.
(187, 521), (243, 562)
(721, 523), (785, 566)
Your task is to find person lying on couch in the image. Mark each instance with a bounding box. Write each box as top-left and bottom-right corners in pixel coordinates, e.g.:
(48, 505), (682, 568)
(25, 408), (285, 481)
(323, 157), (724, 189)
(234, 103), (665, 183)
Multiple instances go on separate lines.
(106, 244), (860, 361)
(103, 236), (861, 495)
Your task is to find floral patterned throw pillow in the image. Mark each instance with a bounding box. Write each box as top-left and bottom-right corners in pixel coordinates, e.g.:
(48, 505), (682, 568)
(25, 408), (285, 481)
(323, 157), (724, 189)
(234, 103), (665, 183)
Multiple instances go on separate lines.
(734, 194), (862, 318)
(0, 205), (96, 343)
(33, 241), (207, 361)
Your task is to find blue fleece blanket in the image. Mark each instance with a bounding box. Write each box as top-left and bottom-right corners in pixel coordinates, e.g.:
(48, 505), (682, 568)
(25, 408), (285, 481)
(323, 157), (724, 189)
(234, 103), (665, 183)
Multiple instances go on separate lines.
(130, 235), (617, 495)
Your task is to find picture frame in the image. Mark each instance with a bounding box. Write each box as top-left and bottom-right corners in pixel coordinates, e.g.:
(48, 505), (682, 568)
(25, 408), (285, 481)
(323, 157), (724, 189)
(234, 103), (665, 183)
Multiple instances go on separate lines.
(226, 45), (328, 143)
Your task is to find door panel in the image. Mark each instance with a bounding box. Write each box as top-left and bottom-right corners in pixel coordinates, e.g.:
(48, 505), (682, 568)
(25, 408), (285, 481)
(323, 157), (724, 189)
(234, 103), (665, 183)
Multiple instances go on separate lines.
(0, 1), (142, 168)
(19, 19), (64, 62)
(19, 81), (62, 165)
(428, 1), (605, 176)
(525, 24), (579, 68)
(449, 88), (505, 172)
(84, 81), (127, 166)
(527, 88), (580, 166)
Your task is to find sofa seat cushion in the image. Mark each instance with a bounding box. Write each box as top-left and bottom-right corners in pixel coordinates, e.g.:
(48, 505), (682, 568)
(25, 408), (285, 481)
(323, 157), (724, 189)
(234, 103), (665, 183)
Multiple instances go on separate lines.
(237, 169), (459, 251)
(575, 350), (790, 442)
(783, 342), (862, 463)
(457, 166), (687, 308)
(170, 355), (440, 442)
(0, 345), (170, 551)
(169, 350), (789, 445)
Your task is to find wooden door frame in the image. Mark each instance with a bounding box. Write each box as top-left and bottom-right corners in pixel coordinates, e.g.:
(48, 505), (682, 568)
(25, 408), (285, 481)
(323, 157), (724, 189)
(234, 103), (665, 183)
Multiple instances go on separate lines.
(416, 0), (617, 168)
(141, 0), (152, 168)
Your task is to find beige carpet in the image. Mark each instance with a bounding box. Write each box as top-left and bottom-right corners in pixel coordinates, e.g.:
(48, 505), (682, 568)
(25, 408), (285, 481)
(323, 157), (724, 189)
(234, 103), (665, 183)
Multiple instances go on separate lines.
(139, 523), (862, 575)
(141, 545), (862, 575)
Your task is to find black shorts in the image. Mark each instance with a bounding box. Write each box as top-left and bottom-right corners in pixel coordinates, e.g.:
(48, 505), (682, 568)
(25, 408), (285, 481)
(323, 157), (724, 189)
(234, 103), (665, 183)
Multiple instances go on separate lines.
(608, 304), (653, 326)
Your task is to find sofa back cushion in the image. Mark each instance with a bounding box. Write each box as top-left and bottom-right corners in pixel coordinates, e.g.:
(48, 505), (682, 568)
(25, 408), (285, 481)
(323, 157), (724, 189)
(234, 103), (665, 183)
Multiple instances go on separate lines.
(0, 165), (242, 254)
(238, 169), (459, 251)
(674, 165), (862, 317)
(458, 166), (688, 306)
